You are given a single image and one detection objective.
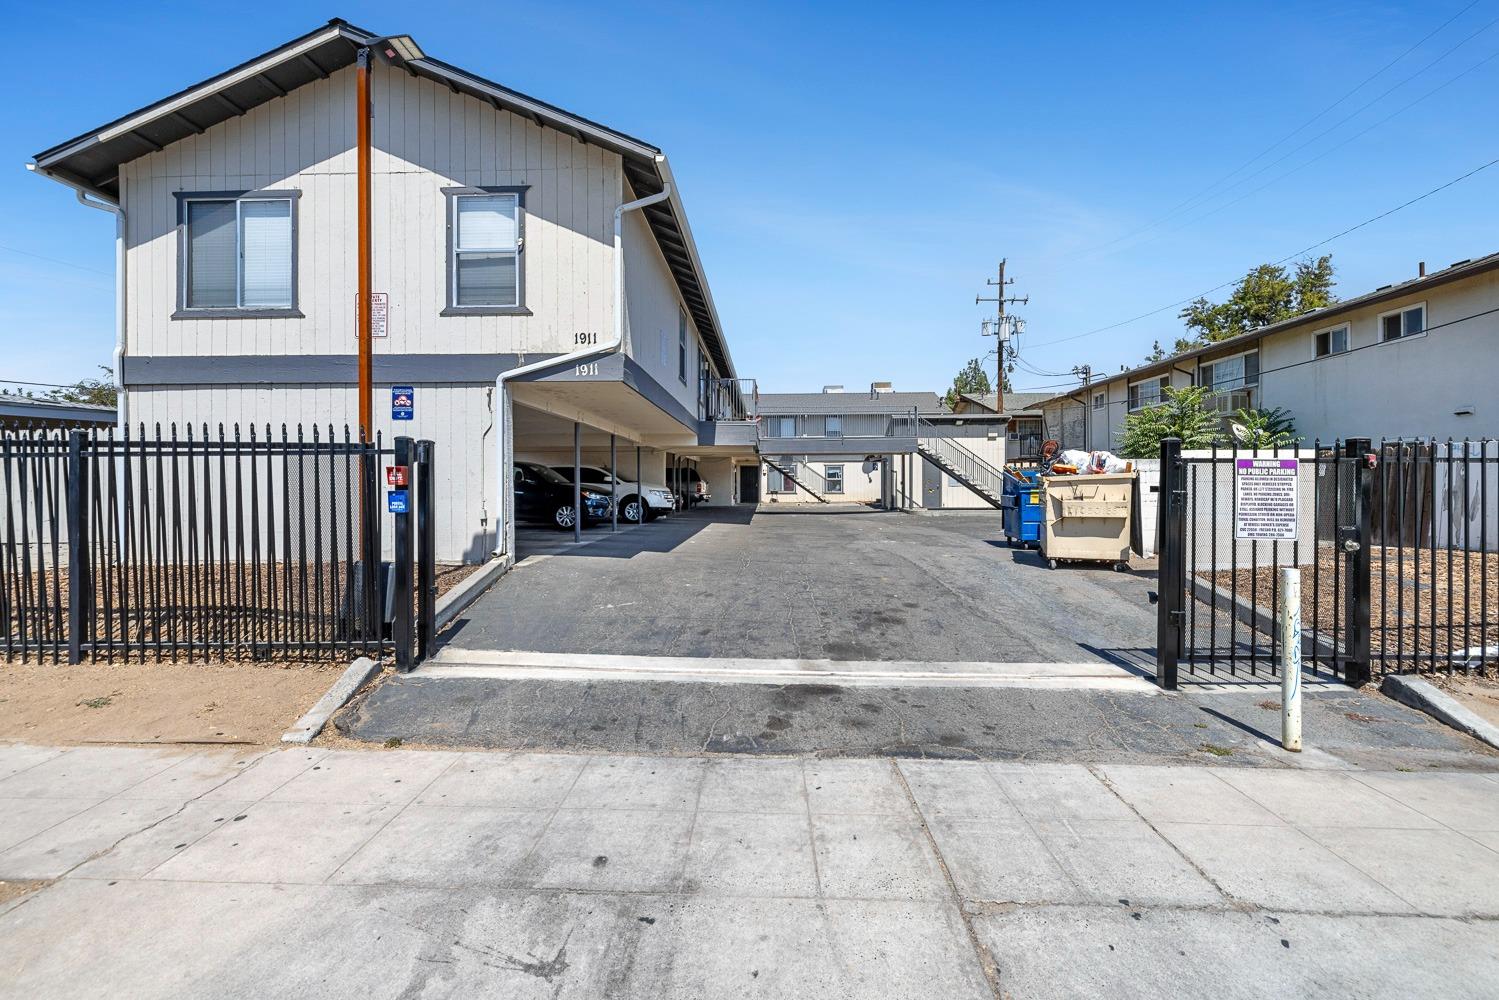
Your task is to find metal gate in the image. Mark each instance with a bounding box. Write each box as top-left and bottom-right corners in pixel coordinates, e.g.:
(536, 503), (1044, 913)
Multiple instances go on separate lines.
(1, 426), (438, 669)
(1155, 436), (1497, 689)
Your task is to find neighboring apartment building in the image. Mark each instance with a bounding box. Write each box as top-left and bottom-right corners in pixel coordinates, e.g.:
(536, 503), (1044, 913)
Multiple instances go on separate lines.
(757, 384), (1009, 509)
(1040, 253), (1499, 451)
(31, 20), (759, 562)
(950, 391), (1051, 460)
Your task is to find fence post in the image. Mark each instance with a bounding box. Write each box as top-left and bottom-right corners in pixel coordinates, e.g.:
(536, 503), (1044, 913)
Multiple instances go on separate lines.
(1343, 438), (1374, 686)
(1155, 436), (1184, 690)
(66, 430), (90, 664)
(392, 436), (415, 671)
(1280, 567), (1302, 751)
(359, 441), (380, 647)
(415, 439), (436, 663)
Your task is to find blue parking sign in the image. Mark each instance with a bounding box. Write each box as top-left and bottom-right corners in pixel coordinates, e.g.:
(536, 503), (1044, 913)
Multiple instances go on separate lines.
(387, 489), (409, 514)
(391, 385), (414, 421)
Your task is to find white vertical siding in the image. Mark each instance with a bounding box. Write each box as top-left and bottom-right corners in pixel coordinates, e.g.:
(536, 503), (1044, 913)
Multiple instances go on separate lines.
(129, 383), (496, 563)
(119, 67), (623, 361)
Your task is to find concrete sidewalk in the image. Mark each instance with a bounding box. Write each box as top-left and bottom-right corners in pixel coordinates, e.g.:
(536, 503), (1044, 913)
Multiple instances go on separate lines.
(3, 743), (1498, 998)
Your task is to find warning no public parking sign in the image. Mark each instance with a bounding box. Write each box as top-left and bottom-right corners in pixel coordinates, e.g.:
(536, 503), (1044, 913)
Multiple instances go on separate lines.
(1234, 458), (1299, 541)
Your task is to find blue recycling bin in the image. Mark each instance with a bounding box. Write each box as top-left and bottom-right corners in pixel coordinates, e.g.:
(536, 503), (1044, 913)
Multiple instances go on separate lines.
(1002, 468), (1043, 548)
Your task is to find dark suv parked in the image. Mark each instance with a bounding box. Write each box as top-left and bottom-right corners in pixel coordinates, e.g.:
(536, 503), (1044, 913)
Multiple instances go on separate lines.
(514, 462), (611, 530)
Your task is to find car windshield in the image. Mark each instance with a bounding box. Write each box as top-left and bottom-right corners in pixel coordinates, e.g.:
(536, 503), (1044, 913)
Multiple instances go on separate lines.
(522, 463), (570, 485)
(551, 466), (615, 483)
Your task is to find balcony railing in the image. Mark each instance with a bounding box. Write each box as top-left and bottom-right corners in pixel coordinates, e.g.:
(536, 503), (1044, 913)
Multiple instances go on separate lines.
(706, 378), (758, 421)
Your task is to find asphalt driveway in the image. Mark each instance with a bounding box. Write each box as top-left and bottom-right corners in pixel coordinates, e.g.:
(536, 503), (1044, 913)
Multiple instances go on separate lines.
(443, 505), (1156, 664)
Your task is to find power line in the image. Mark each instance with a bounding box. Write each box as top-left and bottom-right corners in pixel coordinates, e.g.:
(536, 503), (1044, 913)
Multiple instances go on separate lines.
(1027, 152), (1499, 350)
(1052, 0), (1489, 266)
(1094, 43), (1499, 263)
(0, 243), (111, 277)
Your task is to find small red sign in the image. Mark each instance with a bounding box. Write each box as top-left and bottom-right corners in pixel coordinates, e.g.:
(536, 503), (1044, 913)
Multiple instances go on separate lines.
(386, 466), (409, 487)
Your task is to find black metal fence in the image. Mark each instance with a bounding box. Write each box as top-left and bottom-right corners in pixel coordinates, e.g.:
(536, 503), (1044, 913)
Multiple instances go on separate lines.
(0, 425), (436, 667)
(1156, 436), (1497, 688)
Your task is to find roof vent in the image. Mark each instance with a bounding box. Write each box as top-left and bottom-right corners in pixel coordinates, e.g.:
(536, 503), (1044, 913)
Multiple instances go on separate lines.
(870, 381), (894, 395)
(821, 385), (845, 393)
(1450, 259), (1472, 269)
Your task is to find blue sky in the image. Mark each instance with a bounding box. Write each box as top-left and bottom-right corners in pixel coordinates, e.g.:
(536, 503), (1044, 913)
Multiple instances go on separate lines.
(4, 1), (1498, 397)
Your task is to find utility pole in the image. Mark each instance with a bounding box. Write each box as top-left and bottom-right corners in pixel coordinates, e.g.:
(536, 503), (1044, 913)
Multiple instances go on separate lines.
(976, 259), (1028, 413)
(1072, 364), (1092, 450)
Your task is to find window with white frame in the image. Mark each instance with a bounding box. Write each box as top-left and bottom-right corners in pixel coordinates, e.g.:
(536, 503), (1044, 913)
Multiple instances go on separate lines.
(177, 192), (298, 314)
(824, 415), (842, 438)
(768, 458), (792, 492)
(1380, 303), (1425, 342)
(824, 464), (845, 493)
(678, 310), (689, 383)
(1127, 376), (1170, 411)
(444, 187), (525, 312)
(1092, 392), (1105, 410)
(1315, 324), (1349, 358)
(1199, 351), (1259, 392)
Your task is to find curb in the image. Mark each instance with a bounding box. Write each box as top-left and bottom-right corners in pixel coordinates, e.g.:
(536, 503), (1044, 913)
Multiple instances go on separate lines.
(434, 554), (513, 632)
(1381, 674), (1499, 751)
(282, 657), (382, 744)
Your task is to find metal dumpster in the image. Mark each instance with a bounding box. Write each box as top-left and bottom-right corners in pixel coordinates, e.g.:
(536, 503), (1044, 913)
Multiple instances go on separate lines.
(1038, 471), (1136, 570)
(1001, 468), (1043, 548)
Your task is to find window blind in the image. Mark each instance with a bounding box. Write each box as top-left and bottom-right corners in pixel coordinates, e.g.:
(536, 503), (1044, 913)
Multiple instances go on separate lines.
(240, 199), (293, 307)
(187, 200), (237, 307)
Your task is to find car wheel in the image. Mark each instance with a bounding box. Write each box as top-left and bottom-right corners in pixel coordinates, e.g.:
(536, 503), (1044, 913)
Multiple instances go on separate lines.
(553, 504), (578, 530)
(620, 495), (644, 524)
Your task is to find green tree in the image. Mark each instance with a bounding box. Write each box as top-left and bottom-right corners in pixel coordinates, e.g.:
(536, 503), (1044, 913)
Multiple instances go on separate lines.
(1118, 385), (1222, 458)
(1179, 255), (1336, 345)
(1228, 406), (1298, 449)
(943, 357), (993, 409)
(45, 367), (118, 407)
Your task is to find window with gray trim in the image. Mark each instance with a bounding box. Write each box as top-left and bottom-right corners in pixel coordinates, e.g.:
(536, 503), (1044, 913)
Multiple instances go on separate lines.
(176, 191), (299, 315)
(443, 186), (527, 313)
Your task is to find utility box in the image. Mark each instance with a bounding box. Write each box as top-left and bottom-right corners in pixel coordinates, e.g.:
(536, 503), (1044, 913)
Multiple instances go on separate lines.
(1039, 471), (1136, 570)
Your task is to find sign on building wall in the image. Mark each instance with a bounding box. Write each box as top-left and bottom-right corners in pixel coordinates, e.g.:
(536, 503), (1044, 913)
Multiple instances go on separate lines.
(391, 386), (414, 421)
(371, 292), (389, 338)
(1234, 458), (1299, 540)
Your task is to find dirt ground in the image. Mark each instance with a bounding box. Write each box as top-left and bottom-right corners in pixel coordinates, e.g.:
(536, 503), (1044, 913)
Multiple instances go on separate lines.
(0, 661), (340, 746)
(1207, 546), (1498, 663)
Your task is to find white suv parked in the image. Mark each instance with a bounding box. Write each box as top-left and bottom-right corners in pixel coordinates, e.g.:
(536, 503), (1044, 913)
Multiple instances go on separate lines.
(549, 466), (675, 523)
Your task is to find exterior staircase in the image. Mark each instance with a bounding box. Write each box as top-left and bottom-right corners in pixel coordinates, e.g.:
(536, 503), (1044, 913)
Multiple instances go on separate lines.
(763, 458), (830, 503)
(913, 415), (1005, 509)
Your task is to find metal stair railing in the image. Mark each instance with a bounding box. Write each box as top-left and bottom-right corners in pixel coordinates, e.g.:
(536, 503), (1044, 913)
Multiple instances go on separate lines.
(763, 457), (830, 503)
(912, 412), (1006, 508)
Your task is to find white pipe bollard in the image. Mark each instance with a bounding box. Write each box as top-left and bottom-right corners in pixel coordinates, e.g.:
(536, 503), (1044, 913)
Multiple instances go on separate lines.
(1280, 567), (1302, 752)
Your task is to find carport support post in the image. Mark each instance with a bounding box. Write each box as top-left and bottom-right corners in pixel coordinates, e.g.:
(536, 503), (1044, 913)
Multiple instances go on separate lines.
(573, 422), (582, 544)
(1343, 437), (1374, 687)
(610, 434), (618, 532)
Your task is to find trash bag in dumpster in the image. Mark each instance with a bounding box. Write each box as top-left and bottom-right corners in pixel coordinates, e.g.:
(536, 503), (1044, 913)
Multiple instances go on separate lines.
(1054, 449), (1131, 474)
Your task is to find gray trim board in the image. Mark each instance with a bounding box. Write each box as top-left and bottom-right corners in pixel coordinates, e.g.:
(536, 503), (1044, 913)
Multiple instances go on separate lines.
(698, 420), (757, 447)
(122, 353), (562, 386)
(758, 436), (918, 456)
(509, 353), (700, 434)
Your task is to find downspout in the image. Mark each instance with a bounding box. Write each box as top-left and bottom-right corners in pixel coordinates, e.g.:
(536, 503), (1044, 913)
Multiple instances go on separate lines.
(491, 163), (673, 557)
(28, 166), (126, 439)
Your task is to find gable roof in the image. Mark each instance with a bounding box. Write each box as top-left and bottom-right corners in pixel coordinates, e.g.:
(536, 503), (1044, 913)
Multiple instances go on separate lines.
(30, 18), (734, 380)
(958, 391), (1051, 415)
(758, 391), (945, 415)
(1033, 250), (1499, 409)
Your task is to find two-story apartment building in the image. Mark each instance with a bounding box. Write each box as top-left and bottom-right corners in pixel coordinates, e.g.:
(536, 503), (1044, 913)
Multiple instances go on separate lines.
(757, 385), (1009, 509)
(31, 20), (758, 562)
(1039, 253), (1499, 451)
